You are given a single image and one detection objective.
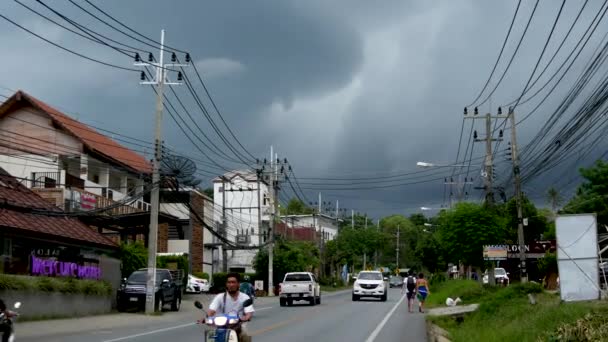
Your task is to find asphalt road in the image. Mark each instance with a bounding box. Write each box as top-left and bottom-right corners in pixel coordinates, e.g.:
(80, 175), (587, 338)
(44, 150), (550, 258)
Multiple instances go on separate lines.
(19, 288), (427, 342)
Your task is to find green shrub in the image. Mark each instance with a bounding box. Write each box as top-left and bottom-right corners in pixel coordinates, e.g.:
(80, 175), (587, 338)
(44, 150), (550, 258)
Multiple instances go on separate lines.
(212, 272), (228, 291)
(118, 241), (147, 278)
(193, 272), (210, 280)
(0, 274), (111, 296)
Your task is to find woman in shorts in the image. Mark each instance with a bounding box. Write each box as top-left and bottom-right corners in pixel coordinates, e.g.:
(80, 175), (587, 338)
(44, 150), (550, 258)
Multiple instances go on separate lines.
(416, 273), (430, 313)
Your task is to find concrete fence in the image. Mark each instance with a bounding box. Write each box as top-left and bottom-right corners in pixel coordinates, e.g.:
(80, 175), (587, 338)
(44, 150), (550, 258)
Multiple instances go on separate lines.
(0, 290), (112, 320)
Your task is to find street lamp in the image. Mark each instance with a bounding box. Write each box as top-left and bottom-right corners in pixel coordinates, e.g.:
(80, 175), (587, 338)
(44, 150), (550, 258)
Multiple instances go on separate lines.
(416, 161), (467, 168)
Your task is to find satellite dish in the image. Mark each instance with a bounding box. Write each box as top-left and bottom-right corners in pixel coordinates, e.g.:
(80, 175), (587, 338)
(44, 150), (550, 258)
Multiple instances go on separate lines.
(161, 154), (201, 187)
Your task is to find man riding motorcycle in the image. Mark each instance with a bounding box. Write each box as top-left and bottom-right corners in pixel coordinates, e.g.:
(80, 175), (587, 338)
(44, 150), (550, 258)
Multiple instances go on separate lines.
(207, 273), (254, 342)
(0, 300), (17, 342)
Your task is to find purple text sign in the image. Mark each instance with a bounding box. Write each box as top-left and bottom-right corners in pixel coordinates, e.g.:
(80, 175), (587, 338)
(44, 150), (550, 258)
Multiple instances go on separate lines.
(31, 255), (102, 280)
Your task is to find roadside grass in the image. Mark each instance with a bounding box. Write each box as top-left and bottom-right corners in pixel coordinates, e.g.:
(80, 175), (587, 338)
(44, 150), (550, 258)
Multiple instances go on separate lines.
(427, 280), (608, 342)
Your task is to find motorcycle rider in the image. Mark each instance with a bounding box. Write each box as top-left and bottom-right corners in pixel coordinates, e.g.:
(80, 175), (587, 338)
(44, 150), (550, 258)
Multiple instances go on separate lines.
(0, 299), (17, 342)
(239, 275), (256, 303)
(207, 273), (254, 342)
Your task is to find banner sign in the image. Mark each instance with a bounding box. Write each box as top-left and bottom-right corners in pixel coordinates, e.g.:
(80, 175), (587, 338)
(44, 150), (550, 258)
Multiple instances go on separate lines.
(31, 255), (101, 280)
(483, 245), (508, 260)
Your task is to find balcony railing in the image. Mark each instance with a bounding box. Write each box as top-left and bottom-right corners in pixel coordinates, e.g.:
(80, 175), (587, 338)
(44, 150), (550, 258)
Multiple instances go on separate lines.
(31, 172), (59, 188)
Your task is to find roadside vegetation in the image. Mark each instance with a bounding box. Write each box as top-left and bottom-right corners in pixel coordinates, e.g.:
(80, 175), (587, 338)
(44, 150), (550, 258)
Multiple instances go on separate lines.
(427, 279), (608, 342)
(0, 273), (112, 296)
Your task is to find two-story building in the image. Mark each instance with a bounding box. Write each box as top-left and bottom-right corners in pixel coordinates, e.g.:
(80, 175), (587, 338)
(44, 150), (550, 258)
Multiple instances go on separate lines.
(0, 91), (151, 214)
(213, 170), (271, 273)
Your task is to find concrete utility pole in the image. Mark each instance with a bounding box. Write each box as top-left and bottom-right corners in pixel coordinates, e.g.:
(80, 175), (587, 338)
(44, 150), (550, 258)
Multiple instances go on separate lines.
(465, 107), (506, 205)
(351, 210), (354, 228)
(396, 225), (400, 268)
(509, 108), (527, 282)
(221, 176), (228, 272)
(134, 30), (188, 314)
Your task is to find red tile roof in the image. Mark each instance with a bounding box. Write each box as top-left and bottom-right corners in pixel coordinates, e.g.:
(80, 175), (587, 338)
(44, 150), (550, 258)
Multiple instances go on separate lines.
(0, 91), (152, 174)
(0, 168), (117, 248)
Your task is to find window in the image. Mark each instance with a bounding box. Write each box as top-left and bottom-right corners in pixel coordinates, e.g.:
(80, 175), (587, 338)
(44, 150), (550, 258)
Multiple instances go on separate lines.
(358, 272), (382, 280)
(285, 274), (312, 282)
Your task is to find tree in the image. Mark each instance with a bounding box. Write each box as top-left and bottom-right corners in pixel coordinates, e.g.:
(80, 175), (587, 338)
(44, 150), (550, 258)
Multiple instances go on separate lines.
(282, 198), (314, 215)
(437, 202), (507, 268)
(563, 160), (608, 228)
(409, 213), (427, 226)
(253, 240), (320, 287)
(504, 196), (549, 244)
(547, 187), (563, 213)
(202, 187), (214, 199)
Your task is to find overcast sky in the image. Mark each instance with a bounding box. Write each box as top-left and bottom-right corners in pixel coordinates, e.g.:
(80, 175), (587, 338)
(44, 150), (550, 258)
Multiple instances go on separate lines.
(1, 0), (607, 218)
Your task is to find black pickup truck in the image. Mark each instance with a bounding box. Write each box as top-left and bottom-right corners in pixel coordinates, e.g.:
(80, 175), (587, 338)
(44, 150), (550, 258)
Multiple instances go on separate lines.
(117, 268), (182, 312)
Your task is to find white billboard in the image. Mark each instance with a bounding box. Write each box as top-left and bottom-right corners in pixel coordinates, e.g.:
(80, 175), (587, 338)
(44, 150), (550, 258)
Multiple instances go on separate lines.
(556, 214), (599, 302)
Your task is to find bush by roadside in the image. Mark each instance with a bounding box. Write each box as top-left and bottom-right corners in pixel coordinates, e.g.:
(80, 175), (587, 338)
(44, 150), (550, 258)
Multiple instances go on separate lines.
(427, 279), (606, 342)
(0, 274), (112, 296)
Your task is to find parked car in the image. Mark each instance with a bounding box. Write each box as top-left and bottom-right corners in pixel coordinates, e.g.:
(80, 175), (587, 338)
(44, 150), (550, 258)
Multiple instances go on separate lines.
(483, 267), (510, 286)
(117, 268), (182, 312)
(279, 272), (321, 307)
(389, 275), (403, 288)
(352, 270), (388, 302)
(186, 274), (210, 294)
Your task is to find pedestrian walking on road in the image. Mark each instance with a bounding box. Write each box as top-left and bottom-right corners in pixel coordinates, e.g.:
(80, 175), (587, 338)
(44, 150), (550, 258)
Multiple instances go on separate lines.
(401, 271), (417, 313)
(416, 273), (430, 313)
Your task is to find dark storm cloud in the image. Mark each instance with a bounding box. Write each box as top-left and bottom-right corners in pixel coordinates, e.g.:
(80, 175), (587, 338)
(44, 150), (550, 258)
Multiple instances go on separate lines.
(1, 0), (606, 218)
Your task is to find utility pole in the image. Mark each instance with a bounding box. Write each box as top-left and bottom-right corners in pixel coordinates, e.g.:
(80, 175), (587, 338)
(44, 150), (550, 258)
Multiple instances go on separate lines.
(374, 219), (379, 268)
(221, 177), (228, 272)
(134, 30), (188, 314)
(465, 107), (505, 204)
(351, 210), (354, 228)
(509, 107), (527, 283)
(444, 175), (474, 206)
(318, 193), (322, 214)
(269, 147), (275, 297)
(260, 147), (288, 296)
(396, 225), (400, 268)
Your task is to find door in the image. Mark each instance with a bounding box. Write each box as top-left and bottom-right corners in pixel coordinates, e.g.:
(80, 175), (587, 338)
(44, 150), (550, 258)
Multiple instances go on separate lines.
(161, 271), (174, 301)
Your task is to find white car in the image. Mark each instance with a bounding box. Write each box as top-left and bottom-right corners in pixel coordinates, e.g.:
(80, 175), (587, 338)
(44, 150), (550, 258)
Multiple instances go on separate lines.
(483, 268), (510, 286)
(186, 275), (210, 293)
(352, 271), (388, 302)
(279, 272), (321, 306)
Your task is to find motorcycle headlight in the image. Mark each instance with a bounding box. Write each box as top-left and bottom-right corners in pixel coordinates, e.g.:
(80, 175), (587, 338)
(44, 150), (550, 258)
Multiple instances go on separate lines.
(213, 316), (228, 326)
(228, 318), (239, 324)
(205, 317), (214, 325)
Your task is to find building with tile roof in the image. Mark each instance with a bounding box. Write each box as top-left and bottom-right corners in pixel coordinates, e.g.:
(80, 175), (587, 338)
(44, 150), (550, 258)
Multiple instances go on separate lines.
(0, 90), (151, 214)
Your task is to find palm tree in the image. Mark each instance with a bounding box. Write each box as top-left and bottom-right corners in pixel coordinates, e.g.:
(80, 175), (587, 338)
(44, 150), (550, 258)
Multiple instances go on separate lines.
(547, 187), (563, 213)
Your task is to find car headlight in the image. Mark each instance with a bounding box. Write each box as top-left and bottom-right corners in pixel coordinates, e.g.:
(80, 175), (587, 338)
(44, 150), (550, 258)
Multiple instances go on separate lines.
(213, 316), (228, 326)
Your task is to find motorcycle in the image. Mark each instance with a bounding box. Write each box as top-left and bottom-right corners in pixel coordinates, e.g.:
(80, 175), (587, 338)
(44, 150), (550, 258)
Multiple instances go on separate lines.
(0, 302), (21, 342)
(194, 298), (252, 342)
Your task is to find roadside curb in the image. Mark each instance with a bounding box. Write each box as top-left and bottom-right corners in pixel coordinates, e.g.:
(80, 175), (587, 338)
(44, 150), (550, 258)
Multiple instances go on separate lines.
(426, 320), (452, 342)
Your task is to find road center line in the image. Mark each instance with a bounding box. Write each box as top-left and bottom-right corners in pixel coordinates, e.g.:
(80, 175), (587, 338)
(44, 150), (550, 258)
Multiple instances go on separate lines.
(103, 307), (273, 341)
(365, 294), (407, 342)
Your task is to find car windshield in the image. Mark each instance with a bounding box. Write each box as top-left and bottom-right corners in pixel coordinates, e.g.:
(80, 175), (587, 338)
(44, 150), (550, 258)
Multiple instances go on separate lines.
(127, 271), (166, 284)
(495, 269), (506, 276)
(285, 274), (312, 282)
(390, 276), (402, 282)
(358, 272), (382, 280)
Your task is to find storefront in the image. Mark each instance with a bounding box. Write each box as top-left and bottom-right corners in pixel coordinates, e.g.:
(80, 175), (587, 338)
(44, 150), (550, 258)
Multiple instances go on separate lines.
(0, 167), (118, 280)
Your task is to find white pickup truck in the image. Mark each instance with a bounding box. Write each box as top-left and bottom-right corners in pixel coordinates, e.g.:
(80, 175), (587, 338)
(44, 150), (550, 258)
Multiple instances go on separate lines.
(279, 272), (321, 307)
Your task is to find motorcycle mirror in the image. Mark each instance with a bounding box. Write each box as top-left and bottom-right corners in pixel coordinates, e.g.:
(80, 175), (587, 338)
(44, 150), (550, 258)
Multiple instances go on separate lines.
(194, 301), (204, 310)
(14, 302), (21, 309)
(242, 298), (253, 307)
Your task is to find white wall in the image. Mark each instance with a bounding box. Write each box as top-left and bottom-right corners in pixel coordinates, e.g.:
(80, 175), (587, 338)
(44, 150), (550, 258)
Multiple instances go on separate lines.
(0, 154), (59, 181)
(213, 174), (271, 271)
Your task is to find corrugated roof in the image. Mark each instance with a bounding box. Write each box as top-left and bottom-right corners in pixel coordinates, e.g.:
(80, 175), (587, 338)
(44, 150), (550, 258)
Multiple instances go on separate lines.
(0, 168), (117, 248)
(0, 91), (152, 174)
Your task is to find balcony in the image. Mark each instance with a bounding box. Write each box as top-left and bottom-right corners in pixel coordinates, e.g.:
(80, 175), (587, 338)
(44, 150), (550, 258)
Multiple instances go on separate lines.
(30, 171), (149, 215)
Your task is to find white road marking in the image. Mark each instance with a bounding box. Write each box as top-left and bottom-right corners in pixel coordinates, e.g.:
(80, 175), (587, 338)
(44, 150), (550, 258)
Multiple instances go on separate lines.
(102, 307), (273, 341)
(364, 294), (407, 342)
(102, 323), (195, 342)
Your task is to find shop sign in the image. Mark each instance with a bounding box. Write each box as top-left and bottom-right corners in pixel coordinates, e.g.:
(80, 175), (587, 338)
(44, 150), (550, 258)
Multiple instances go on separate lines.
(31, 255), (101, 280)
(483, 245), (508, 260)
